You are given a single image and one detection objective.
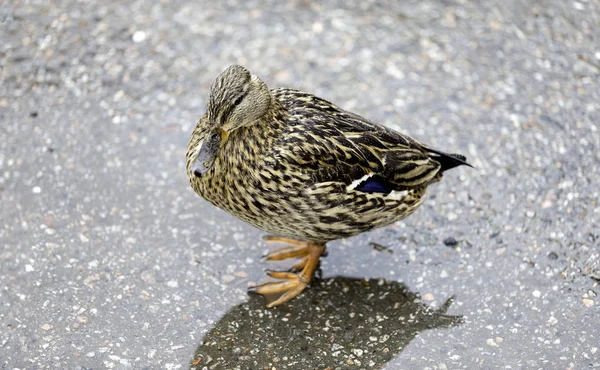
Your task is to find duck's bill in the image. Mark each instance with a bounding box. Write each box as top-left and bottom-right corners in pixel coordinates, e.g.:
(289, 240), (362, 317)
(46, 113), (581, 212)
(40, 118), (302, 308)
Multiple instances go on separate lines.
(192, 130), (220, 178)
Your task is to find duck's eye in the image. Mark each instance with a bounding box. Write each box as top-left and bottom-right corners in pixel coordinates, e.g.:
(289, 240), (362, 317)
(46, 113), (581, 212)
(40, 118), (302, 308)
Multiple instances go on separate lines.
(232, 94), (245, 107)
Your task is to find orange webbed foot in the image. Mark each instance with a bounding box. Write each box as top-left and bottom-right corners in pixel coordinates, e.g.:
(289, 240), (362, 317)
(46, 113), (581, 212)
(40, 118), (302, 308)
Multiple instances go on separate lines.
(250, 237), (325, 308)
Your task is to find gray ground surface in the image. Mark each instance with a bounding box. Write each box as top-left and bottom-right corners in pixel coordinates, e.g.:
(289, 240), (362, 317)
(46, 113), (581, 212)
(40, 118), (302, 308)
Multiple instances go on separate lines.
(1, 0), (599, 369)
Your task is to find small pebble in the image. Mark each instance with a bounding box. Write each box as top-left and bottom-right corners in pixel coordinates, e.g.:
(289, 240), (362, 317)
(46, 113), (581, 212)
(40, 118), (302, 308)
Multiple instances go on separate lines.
(233, 271), (248, 278)
(312, 22), (324, 33)
(352, 348), (364, 357)
(32, 186), (41, 194)
(167, 280), (179, 288)
(132, 30), (147, 43)
(444, 237), (458, 247)
(222, 275), (235, 283)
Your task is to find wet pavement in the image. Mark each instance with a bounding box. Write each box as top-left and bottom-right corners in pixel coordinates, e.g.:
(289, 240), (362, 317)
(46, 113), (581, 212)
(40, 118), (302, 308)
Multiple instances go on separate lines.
(193, 278), (462, 369)
(1, 0), (599, 369)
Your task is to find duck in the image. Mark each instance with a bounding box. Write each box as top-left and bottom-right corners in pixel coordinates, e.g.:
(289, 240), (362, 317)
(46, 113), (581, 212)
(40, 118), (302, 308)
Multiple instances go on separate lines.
(186, 65), (470, 307)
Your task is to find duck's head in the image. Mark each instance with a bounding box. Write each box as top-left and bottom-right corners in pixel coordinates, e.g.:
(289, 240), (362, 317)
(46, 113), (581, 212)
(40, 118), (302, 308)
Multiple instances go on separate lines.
(207, 65), (271, 133)
(189, 66), (271, 179)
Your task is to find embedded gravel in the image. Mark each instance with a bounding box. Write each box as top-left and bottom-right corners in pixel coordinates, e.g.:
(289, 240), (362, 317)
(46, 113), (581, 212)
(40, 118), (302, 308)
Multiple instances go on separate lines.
(1, 1), (599, 369)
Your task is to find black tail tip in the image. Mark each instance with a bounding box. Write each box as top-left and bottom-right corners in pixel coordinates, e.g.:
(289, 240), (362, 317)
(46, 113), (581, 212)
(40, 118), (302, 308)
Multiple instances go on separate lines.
(443, 153), (473, 171)
(427, 149), (473, 172)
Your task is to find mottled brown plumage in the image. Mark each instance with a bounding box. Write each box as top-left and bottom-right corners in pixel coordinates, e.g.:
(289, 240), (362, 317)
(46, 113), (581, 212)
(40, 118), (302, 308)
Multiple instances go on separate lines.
(186, 65), (469, 307)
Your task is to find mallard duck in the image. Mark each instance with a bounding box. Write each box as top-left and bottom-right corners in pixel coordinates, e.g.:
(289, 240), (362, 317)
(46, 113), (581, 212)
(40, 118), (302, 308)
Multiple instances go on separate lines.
(186, 65), (469, 307)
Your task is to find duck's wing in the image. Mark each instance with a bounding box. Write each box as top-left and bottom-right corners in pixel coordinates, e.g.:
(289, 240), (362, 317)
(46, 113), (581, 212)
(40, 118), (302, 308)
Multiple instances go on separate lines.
(274, 89), (468, 194)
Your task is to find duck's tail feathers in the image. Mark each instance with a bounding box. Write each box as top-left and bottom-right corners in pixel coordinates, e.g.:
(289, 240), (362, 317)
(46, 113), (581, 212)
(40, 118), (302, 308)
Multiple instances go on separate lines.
(425, 148), (473, 172)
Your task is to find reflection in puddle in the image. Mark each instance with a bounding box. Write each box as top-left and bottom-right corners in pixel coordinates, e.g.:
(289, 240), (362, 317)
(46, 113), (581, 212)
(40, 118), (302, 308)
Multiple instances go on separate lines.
(190, 277), (462, 369)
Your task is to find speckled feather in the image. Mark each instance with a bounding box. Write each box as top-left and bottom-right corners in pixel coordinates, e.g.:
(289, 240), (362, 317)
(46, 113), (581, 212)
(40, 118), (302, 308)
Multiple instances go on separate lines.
(186, 67), (468, 244)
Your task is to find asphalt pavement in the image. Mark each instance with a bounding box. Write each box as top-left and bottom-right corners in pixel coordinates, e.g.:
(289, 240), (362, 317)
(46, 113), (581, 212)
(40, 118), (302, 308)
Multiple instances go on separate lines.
(1, 0), (599, 369)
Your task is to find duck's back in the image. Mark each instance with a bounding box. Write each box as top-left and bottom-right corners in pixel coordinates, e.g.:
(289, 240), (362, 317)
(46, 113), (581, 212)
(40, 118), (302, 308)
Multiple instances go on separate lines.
(229, 88), (452, 242)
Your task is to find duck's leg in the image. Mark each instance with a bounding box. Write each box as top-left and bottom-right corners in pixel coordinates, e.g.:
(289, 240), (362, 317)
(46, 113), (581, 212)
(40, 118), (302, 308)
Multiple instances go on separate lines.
(263, 236), (324, 272)
(251, 239), (325, 308)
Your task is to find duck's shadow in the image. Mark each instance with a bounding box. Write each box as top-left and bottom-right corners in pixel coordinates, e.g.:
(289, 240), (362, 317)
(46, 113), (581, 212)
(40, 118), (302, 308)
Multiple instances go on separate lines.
(190, 276), (462, 369)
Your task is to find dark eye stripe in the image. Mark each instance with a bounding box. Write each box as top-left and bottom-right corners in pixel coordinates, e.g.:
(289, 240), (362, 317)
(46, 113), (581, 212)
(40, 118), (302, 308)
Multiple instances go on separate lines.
(219, 93), (245, 124)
